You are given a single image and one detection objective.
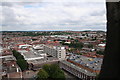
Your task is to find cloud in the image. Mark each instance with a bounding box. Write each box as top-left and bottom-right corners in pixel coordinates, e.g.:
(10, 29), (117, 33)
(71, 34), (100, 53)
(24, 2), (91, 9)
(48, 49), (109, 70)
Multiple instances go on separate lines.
(1, 0), (106, 31)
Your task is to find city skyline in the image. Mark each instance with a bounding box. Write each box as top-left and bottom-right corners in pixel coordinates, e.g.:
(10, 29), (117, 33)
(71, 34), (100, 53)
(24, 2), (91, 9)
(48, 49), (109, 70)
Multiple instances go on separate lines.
(1, 0), (107, 31)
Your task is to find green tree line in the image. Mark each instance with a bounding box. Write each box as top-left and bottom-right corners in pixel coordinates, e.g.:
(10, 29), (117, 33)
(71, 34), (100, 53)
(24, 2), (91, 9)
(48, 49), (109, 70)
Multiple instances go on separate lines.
(12, 50), (28, 71)
(22, 32), (73, 37)
(62, 41), (84, 50)
(37, 64), (65, 80)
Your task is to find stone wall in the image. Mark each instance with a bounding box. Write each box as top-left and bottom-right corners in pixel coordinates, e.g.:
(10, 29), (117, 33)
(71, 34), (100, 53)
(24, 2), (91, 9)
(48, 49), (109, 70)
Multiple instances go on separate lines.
(99, 2), (120, 79)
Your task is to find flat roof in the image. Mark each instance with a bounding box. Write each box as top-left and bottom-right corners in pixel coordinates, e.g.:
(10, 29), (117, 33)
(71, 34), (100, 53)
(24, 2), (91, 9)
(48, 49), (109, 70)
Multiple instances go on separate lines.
(22, 51), (44, 60)
(68, 54), (103, 71)
(60, 60), (97, 76)
(27, 56), (58, 64)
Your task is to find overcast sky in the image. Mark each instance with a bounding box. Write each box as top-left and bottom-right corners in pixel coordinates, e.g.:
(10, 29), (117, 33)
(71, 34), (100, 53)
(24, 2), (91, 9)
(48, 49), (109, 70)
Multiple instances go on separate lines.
(1, 0), (107, 31)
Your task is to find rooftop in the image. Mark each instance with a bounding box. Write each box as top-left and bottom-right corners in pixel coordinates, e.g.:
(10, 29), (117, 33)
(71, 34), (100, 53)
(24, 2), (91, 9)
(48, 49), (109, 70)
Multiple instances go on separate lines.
(67, 53), (103, 71)
(60, 60), (97, 76)
(22, 51), (44, 61)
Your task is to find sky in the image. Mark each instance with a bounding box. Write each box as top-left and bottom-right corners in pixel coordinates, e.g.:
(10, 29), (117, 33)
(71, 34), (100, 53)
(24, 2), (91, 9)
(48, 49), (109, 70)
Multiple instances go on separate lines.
(1, 0), (107, 31)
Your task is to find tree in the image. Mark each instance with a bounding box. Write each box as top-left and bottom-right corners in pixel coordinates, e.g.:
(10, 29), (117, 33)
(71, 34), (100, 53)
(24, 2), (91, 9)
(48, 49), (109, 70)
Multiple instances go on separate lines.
(42, 64), (65, 79)
(50, 64), (65, 79)
(96, 51), (104, 55)
(52, 69), (65, 79)
(43, 64), (51, 75)
(82, 34), (85, 36)
(101, 40), (106, 43)
(12, 50), (24, 59)
(69, 42), (83, 49)
(16, 59), (28, 71)
(78, 53), (83, 55)
(37, 69), (49, 80)
(12, 50), (28, 71)
(67, 36), (70, 39)
(88, 44), (93, 48)
(74, 39), (78, 42)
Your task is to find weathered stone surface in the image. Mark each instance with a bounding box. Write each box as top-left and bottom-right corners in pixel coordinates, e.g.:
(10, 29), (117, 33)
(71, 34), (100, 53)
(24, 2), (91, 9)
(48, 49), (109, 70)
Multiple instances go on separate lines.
(99, 2), (120, 79)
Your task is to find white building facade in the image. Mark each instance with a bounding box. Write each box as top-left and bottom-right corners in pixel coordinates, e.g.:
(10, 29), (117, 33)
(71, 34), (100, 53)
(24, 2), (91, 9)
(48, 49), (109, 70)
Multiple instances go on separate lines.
(43, 44), (66, 60)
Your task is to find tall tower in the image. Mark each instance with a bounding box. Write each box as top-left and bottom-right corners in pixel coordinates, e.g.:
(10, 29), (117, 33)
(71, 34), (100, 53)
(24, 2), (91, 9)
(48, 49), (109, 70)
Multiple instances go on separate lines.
(99, 1), (120, 79)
